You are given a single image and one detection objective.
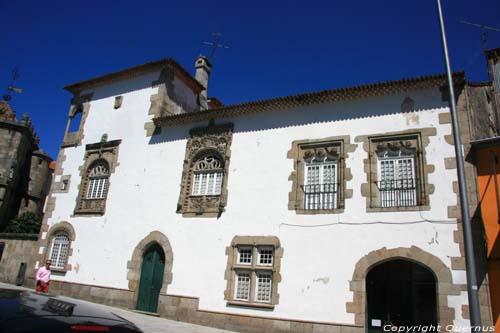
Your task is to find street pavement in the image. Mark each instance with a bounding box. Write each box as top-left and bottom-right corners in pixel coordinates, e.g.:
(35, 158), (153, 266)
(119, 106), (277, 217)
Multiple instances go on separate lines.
(0, 282), (237, 333)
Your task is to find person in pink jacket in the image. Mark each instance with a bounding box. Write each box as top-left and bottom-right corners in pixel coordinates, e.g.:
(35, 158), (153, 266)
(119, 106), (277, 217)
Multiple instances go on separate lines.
(35, 260), (51, 293)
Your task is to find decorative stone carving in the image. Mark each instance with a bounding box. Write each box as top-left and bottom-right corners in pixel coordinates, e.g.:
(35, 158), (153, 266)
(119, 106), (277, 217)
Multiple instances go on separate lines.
(74, 139), (121, 216)
(177, 122), (233, 218)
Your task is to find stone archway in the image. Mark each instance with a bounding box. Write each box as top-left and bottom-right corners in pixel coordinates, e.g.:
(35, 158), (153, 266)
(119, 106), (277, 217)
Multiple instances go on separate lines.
(347, 246), (463, 327)
(127, 231), (173, 306)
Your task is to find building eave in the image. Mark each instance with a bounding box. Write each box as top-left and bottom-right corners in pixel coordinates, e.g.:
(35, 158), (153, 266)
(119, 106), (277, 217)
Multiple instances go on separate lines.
(64, 58), (204, 95)
(154, 71), (465, 127)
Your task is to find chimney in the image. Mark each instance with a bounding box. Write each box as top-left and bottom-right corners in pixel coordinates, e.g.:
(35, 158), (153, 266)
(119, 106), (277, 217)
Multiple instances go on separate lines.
(195, 55), (212, 110)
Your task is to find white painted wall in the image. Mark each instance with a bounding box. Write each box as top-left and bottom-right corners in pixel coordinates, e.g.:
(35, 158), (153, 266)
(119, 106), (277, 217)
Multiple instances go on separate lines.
(44, 71), (469, 327)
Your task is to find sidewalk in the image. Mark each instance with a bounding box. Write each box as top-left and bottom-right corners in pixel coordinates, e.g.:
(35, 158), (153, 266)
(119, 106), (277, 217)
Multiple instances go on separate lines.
(0, 282), (238, 333)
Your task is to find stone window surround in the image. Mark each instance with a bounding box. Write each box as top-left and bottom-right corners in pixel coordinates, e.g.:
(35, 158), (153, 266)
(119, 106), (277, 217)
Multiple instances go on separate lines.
(52, 175), (71, 193)
(177, 122), (233, 218)
(224, 236), (283, 309)
(73, 139), (121, 216)
(287, 135), (356, 214)
(347, 246), (463, 327)
(43, 221), (76, 273)
(355, 128), (436, 212)
(62, 93), (93, 148)
(127, 231), (173, 309)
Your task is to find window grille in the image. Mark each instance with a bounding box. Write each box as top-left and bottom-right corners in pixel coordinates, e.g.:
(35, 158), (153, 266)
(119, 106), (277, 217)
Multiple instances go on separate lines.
(86, 162), (109, 199)
(50, 233), (69, 269)
(303, 161), (337, 210)
(256, 273), (272, 302)
(192, 155), (223, 196)
(235, 272), (251, 301)
(378, 153), (417, 207)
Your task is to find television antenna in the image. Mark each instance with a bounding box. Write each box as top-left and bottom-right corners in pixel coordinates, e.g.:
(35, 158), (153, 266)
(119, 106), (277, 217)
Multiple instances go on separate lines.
(202, 33), (230, 60)
(460, 20), (500, 50)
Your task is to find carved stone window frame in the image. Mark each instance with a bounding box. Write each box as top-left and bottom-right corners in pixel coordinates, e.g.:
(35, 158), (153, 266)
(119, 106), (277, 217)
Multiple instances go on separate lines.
(44, 221), (76, 273)
(73, 139), (121, 216)
(62, 93), (93, 148)
(224, 236), (283, 309)
(355, 128), (436, 212)
(177, 122), (233, 218)
(287, 135), (356, 214)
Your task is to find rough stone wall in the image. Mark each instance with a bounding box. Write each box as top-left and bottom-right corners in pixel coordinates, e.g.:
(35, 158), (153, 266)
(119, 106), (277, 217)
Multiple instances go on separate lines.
(0, 234), (38, 284)
(0, 125), (33, 227)
(18, 152), (53, 216)
(466, 85), (496, 140)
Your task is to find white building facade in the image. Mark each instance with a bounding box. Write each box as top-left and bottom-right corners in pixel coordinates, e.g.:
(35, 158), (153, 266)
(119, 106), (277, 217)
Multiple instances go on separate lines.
(33, 57), (494, 333)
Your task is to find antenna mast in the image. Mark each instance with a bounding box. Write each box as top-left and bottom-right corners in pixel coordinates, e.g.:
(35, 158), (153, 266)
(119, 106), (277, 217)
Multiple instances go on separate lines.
(3, 65), (23, 102)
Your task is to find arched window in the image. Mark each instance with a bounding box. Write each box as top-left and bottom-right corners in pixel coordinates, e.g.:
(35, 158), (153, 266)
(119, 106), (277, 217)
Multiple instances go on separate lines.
(86, 161), (109, 199)
(49, 232), (70, 270)
(191, 154), (223, 196)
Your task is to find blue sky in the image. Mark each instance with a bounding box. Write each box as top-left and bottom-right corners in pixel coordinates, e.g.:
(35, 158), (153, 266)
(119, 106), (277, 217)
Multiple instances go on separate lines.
(1, 0), (499, 159)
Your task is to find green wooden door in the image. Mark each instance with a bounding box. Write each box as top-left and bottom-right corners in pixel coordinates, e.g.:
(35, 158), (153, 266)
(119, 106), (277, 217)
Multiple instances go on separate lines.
(136, 244), (165, 312)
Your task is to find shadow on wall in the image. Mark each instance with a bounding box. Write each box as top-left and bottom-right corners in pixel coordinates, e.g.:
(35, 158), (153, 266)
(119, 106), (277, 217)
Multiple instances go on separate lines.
(148, 88), (450, 146)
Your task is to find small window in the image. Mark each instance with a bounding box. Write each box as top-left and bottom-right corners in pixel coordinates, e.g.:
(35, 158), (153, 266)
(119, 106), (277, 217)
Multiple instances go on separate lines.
(258, 247), (274, 266)
(226, 236), (282, 308)
(61, 179), (69, 191)
(68, 108), (83, 133)
(49, 232), (70, 270)
(237, 247), (252, 265)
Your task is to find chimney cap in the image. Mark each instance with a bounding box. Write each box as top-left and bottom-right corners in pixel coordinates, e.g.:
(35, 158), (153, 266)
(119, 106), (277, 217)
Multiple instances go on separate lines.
(195, 55), (212, 69)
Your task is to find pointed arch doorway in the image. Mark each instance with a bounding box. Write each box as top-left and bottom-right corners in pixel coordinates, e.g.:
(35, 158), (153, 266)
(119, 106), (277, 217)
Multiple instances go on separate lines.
(366, 259), (437, 333)
(136, 244), (165, 312)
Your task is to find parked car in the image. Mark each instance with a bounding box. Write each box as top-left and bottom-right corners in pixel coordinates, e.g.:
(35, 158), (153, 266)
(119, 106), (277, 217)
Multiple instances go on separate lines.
(0, 288), (143, 332)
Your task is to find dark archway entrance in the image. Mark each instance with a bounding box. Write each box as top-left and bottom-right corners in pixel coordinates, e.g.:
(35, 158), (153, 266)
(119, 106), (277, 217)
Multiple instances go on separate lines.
(136, 244), (165, 313)
(366, 259), (437, 333)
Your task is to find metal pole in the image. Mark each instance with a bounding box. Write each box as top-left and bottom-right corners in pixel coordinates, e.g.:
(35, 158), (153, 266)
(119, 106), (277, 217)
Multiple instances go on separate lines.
(436, 0), (482, 328)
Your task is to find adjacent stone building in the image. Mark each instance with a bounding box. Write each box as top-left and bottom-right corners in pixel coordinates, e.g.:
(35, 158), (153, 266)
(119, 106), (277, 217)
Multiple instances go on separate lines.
(11, 54), (498, 332)
(0, 101), (53, 228)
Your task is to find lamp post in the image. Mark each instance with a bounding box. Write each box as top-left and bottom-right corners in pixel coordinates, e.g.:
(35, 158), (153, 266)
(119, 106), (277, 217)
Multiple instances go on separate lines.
(436, 0), (482, 328)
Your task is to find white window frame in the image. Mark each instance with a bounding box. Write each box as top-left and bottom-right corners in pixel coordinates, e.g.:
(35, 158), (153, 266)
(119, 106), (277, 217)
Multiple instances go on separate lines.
(255, 272), (273, 303)
(377, 153), (417, 207)
(257, 247), (274, 266)
(304, 161), (337, 210)
(86, 177), (108, 199)
(49, 232), (70, 270)
(237, 247), (253, 265)
(85, 162), (109, 200)
(234, 271), (251, 301)
(191, 171), (223, 196)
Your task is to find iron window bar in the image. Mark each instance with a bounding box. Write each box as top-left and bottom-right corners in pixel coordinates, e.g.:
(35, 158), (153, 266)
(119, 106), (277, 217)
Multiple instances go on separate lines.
(301, 183), (338, 210)
(376, 178), (418, 207)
